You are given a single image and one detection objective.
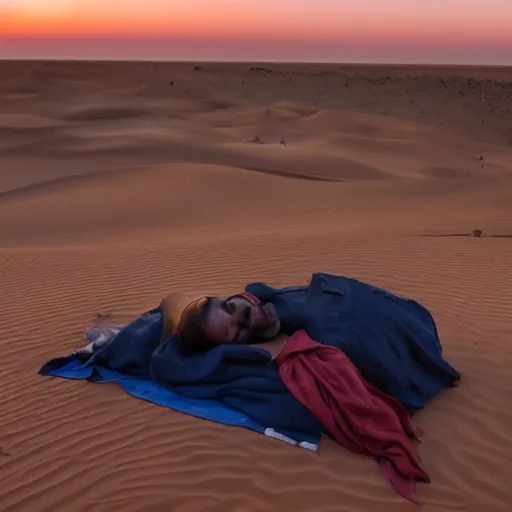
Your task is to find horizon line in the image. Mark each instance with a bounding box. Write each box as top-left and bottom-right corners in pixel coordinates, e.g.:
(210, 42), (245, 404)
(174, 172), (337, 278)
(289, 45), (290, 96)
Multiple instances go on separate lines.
(1, 58), (511, 69)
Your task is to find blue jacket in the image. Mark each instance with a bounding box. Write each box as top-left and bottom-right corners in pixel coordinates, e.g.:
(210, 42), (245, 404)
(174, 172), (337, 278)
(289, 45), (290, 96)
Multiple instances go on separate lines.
(247, 273), (460, 409)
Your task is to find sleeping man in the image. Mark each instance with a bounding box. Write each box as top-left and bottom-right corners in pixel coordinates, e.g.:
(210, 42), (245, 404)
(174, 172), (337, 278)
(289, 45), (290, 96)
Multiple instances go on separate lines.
(69, 272), (459, 410)
(174, 273), (460, 410)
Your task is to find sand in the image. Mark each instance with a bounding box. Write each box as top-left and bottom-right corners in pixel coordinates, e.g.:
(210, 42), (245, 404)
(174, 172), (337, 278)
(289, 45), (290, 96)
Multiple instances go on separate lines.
(0, 61), (511, 512)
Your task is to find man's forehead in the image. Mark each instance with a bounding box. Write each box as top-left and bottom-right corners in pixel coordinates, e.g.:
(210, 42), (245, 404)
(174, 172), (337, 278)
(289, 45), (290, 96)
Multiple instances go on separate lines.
(206, 298), (225, 322)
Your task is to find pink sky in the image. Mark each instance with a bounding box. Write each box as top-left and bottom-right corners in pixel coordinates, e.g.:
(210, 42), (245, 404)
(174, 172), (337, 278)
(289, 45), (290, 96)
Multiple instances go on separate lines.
(1, 0), (511, 64)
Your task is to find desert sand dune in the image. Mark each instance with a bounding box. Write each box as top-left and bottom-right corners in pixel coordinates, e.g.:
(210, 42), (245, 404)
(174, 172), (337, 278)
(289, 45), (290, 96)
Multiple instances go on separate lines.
(0, 61), (511, 512)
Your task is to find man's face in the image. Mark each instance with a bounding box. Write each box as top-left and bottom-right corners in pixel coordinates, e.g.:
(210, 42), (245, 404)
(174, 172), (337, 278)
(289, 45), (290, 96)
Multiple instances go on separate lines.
(203, 294), (280, 345)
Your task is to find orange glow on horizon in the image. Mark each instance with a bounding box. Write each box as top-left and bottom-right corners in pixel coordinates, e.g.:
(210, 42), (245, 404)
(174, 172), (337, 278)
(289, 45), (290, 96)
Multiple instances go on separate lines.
(1, 1), (511, 46)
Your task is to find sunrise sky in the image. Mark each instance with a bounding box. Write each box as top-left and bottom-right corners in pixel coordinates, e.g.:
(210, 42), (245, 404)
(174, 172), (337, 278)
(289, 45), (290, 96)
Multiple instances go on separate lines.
(1, 0), (511, 64)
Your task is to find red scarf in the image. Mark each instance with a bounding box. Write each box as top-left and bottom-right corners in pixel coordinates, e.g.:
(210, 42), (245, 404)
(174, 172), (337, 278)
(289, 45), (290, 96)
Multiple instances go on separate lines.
(276, 330), (430, 504)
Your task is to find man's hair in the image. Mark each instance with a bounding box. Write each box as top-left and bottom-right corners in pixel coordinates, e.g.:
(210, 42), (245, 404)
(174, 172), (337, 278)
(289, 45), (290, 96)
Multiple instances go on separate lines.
(175, 297), (217, 354)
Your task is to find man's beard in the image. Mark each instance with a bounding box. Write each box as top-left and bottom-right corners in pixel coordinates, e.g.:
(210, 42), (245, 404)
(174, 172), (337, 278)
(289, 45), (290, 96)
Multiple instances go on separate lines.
(248, 309), (281, 344)
(230, 292), (281, 343)
(247, 326), (276, 344)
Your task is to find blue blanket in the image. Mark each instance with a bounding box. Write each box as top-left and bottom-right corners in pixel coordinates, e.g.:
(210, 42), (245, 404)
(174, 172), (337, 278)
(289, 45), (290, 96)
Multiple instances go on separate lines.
(40, 273), (460, 446)
(40, 309), (323, 449)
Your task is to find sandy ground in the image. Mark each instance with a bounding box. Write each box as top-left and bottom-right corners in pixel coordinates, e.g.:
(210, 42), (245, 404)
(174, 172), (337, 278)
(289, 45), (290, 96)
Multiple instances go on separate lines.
(1, 61), (511, 512)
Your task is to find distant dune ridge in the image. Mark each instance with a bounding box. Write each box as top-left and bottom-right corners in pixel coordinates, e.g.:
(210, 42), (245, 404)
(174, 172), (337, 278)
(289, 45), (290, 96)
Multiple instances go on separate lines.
(0, 61), (511, 512)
